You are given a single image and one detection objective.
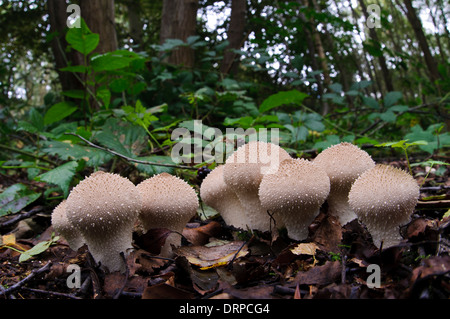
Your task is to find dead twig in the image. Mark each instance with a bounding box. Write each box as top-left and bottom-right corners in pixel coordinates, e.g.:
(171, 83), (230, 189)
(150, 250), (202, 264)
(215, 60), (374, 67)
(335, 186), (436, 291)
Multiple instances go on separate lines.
(0, 261), (52, 298)
(0, 206), (47, 229)
(64, 133), (198, 171)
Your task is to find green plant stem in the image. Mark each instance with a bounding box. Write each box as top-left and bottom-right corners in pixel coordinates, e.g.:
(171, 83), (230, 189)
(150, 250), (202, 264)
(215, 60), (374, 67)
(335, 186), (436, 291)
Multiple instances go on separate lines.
(403, 147), (413, 175)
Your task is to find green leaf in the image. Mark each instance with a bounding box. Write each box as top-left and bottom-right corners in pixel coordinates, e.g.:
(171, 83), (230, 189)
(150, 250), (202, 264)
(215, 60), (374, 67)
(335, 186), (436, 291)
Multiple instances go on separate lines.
(383, 91), (403, 107)
(259, 90), (309, 113)
(362, 96), (380, 109)
(0, 184), (41, 217)
(96, 88), (111, 109)
(65, 18), (99, 55)
(133, 156), (176, 175)
(19, 234), (60, 262)
(35, 161), (78, 197)
(44, 102), (78, 126)
(379, 110), (396, 123)
(91, 53), (133, 72)
(41, 140), (112, 167)
(329, 83), (343, 93)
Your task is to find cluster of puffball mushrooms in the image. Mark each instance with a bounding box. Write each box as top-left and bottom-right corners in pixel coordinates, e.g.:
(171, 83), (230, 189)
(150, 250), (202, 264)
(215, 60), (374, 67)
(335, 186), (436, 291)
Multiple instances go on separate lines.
(200, 141), (420, 248)
(52, 141), (420, 274)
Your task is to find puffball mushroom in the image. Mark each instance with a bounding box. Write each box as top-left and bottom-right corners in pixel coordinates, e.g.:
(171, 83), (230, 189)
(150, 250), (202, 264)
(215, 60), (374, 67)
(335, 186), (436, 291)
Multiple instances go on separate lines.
(136, 173), (199, 257)
(313, 142), (375, 225)
(66, 171), (142, 273)
(259, 158), (330, 241)
(51, 200), (84, 251)
(200, 165), (248, 229)
(223, 141), (292, 231)
(348, 164), (420, 248)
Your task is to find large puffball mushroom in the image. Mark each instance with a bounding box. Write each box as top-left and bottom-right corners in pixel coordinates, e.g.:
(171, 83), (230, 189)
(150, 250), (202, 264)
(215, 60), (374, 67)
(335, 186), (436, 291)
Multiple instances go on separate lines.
(223, 141), (292, 231)
(66, 171), (141, 273)
(136, 173), (199, 257)
(259, 158), (330, 241)
(51, 200), (84, 251)
(200, 165), (248, 229)
(313, 142), (375, 225)
(348, 164), (420, 248)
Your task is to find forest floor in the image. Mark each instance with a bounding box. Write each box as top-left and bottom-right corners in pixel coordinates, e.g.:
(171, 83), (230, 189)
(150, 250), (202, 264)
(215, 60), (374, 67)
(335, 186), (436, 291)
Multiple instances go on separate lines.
(0, 157), (449, 300)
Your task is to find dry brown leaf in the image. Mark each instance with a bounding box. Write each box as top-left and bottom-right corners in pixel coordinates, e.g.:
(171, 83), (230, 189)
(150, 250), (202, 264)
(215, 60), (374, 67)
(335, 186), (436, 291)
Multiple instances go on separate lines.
(174, 241), (248, 270)
(290, 242), (319, 256)
(182, 221), (222, 246)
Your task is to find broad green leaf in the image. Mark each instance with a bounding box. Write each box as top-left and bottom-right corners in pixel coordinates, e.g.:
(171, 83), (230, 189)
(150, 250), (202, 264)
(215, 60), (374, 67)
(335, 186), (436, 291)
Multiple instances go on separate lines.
(313, 135), (341, 151)
(59, 65), (89, 73)
(91, 53), (133, 72)
(41, 140), (112, 167)
(44, 102), (78, 126)
(388, 105), (409, 112)
(133, 156), (176, 175)
(0, 184), (41, 217)
(362, 96), (380, 109)
(65, 18), (99, 55)
(96, 88), (111, 109)
(259, 90), (309, 113)
(379, 110), (396, 123)
(35, 161), (78, 197)
(383, 91), (403, 107)
(329, 83), (343, 93)
(61, 90), (85, 99)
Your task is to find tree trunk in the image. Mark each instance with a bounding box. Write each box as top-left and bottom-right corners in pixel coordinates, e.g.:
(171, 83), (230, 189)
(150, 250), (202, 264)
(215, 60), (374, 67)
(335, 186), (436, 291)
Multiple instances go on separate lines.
(47, 0), (83, 92)
(403, 0), (441, 83)
(126, 0), (144, 51)
(358, 0), (394, 94)
(80, 0), (118, 54)
(220, 0), (247, 76)
(160, 0), (199, 68)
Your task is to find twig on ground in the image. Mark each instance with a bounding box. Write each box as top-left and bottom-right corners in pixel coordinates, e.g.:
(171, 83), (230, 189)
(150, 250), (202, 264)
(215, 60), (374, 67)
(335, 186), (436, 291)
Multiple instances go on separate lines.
(0, 261), (52, 298)
(21, 287), (81, 299)
(64, 133), (197, 171)
(0, 206), (47, 229)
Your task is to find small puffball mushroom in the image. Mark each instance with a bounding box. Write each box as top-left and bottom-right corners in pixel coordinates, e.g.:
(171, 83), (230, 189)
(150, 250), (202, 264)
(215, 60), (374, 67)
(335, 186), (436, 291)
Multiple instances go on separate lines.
(200, 165), (248, 229)
(348, 164), (420, 248)
(313, 142), (375, 225)
(259, 158), (330, 241)
(66, 171), (142, 273)
(223, 141), (292, 231)
(51, 200), (84, 251)
(136, 173), (199, 257)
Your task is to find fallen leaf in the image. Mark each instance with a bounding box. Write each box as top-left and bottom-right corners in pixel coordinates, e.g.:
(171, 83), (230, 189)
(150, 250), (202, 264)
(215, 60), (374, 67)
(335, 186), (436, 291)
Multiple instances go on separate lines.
(290, 243), (319, 256)
(294, 261), (341, 286)
(182, 221), (222, 246)
(134, 228), (173, 254)
(174, 241), (248, 270)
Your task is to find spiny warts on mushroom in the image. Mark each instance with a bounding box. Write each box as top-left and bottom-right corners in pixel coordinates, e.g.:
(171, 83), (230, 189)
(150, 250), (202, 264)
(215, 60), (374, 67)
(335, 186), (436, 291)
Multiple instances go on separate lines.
(259, 158), (330, 241)
(223, 141), (292, 232)
(136, 173), (199, 257)
(313, 142), (375, 226)
(200, 165), (248, 229)
(51, 200), (84, 251)
(348, 164), (420, 249)
(65, 171), (142, 273)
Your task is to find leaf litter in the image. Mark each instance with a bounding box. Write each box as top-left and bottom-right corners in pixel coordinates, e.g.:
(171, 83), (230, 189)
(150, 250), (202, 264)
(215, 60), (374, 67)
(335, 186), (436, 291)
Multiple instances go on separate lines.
(0, 161), (449, 299)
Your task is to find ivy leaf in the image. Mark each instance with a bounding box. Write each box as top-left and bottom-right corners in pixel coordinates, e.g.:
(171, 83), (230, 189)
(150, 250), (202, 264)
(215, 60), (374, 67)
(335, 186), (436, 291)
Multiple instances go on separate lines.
(34, 161), (78, 197)
(0, 184), (41, 217)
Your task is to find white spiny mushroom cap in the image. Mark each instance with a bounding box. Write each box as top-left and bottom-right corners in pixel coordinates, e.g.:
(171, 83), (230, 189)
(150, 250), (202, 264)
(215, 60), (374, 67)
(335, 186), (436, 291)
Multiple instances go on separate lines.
(51, 200), (84, 251)
(136, 173), (199, 257)
(313, 142), (375, 225)
(66, 171), (142, 273)
(259, 158), (330, 241)
(223, 141), (292, 231)
(348, 164), (420, 248)
(200, 165), (248, 229)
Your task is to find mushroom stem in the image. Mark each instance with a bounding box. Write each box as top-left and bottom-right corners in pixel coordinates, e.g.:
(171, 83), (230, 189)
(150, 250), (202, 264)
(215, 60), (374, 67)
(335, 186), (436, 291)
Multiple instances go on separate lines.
(85, 227), (132, 273)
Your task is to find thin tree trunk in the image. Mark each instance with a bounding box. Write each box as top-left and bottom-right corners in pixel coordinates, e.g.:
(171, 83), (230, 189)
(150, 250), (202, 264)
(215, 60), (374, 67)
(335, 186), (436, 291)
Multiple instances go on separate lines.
(160, 0), (199, 68)
(47, 0), (83, 92)
(403, 0), (441, 84)
(220, 0), (247, 76)
(80, 0), (118, 54)
(126, 0), (144, 51)
(358, 0), (394, 94)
